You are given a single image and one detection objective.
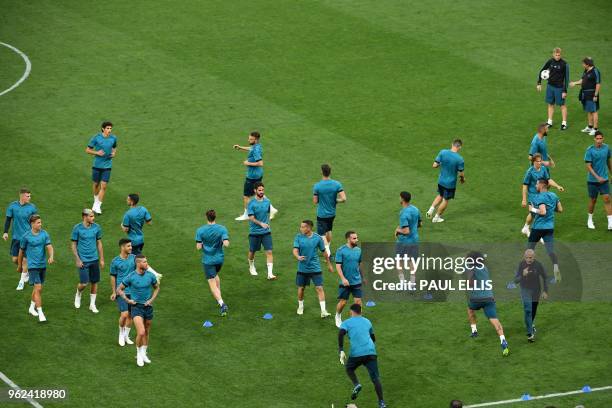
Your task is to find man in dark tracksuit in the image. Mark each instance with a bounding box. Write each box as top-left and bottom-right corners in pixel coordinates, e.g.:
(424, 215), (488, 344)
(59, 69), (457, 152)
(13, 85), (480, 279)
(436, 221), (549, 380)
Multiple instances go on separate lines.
(571, 57), (602, 136)
(537, 47), (570, 130)
(514, 249), (549, 342)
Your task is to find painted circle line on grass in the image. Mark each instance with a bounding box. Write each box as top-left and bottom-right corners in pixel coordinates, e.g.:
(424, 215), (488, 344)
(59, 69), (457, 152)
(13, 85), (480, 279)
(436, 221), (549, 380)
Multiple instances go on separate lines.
(0, 42), (31, 96)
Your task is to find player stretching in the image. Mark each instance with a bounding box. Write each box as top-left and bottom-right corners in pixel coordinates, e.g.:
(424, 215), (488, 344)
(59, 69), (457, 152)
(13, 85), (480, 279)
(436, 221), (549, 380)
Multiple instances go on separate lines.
(195, 209), (230, 316)
(71, 209), (104, 313)
(584, 131), (612, 230)
(247, 183), (276, 279)
(528, 124), (554, 167)
(521, 153), (564, 237)
(313, 164), (346, 256)
(395, 191), (422, 282)
(570, 57), (601, 136)
(426, 139), (465, 223)
(537, 47), (569, 130)
(466, 251), (509, 356)
(86, 121), (117, 214)
(117, 254), (160, 367)
(528, 179), (563, 281)
(334, 231), (363, 328)
(3, 188), (38, 290)
(514, 249), (548, 342)
(121, 194), (152, 255)
(293, 220), (333, 318)
(18, 215), (53, 322)
(233, 131), (278, 220)
(339, 304), (387, 408)
(110, 238), (136, 346)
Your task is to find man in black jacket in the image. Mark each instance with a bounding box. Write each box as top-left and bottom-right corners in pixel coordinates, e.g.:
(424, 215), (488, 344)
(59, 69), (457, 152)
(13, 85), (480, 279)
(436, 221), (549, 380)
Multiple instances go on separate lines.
(537, 48), (570, 130)
(514, 249), (549, 342)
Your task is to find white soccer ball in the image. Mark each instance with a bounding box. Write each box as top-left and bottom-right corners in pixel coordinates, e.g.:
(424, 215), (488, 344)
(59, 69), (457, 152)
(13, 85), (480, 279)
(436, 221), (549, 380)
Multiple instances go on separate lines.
(540, 69), (550, 80)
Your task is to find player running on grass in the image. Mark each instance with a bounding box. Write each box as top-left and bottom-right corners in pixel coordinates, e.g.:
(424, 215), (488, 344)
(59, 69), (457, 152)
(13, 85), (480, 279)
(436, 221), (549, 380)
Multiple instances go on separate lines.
(233, 131), (278, 220)
(117, 254), (160, 367)
(528, 179), (563, 282)
(293, 220), (334, 318)
(528, 124), (554, 168)
(465, 251), (509, 356)
(195, 209), (230, 316)
(521, 153), (564, 237)
(17, 215), (53, 323)
(426, 139), (465, 223)
(313, 164), (346, 256)
(71, 209), (104, 313)
(121, 193), (152, 255)
(584, 131), (612, 230)
(247, 182), (277, 280)
(339, 303), (387, 408)
(513, 249), (548, 343)
(86, 121), (117, 214)
(3, 188), (38, 291)
(334, 231), (364, 328)
(110, 238), (136, 347)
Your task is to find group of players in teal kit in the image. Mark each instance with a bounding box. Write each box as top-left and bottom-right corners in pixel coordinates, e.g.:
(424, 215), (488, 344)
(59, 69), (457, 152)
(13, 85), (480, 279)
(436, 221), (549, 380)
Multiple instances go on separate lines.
(3, 51), (609, 403)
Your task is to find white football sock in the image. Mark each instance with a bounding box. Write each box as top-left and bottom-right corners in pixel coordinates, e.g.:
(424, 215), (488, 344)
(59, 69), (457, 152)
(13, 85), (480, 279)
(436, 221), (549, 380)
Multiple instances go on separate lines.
(319, 301), (326, 312)
(90, 293), (97, 306)
(119, 326), (124, 336)
(30, 301), (36, 309)
(499, 335), (506, 344)
(36, 307), (42, 313)
(547, 118), (553, 125)
(470, 324), (477, 333)
(218, 299), (224, 306)
(125, 327), (131, 337)
(248, 259), (255, 268)
(20, 272), (28, 283)
(137, 346), (143, 356)
(562, 120), (567, 125)
(607, 215), (612, 225)
(523, 223), (529, 229)
(428, 206), (435, 213)
(298, 300), (304, 308)
(267, 263), (273, 277)
(588, 213), (594, 221)
(143, 345), (148, 354)
(335, 312), (341, 319)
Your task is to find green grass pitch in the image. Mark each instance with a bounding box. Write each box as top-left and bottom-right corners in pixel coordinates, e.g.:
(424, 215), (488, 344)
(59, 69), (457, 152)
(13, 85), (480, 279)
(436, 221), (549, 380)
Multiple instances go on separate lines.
(1, 0), (611, 407)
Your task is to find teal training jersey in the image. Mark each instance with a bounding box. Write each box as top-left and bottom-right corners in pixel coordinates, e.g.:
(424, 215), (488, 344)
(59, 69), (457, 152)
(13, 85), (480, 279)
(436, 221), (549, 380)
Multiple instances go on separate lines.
(246, 143), (263, 179)
(121, 271), (157, 304)
(313, 179), (344, 218)
(340, 316), (376, 357)
(247, 197), (271, 235)
(195, 224), (229, 265)
(110, 254), (136, 294)
(88, 133), (117, 169)
(6, 201), (38, 240)
(122, 206), (152, 246)
(335, 244), (362, 285)
(435, 149), (465, 189)
(529, 134), (549, 161)
(71, 222), (103, 262)
(293, 233), (325, 273)
(19, 230), (51, 269)
(523, 165), (550, 195)
(532, 191), (559, 230)
(396, 204), (421, 244)
(468, 266), (494, 301)
(584, 143), (611, 182)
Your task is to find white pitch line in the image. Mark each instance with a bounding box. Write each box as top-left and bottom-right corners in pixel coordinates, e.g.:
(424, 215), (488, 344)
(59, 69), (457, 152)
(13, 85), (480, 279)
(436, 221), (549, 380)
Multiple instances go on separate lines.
(465, 385), (612, 407)
(0, 41), (32, 96)
(0, 371), (44, 408)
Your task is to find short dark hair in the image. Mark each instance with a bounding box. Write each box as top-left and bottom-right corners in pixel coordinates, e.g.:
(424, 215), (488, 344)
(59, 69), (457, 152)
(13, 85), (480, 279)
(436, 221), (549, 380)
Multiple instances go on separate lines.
(349, 303), (362, 314)
(321, 164), (331, 177)
(29, 214), (41, 224)
(400, 191), (411, 203)
(19, 187), (30, 194)
(101, 121), (113, 129)
(583, 57), (594, 66)
(250, 131), (261, 139)
(135, 254), (147, 263)
(345, 230), (356, 239)
(594, 130), (604, 137)
(452, 138), (463, 147)
(538, 178), (549, 187)
(302, 220), (314, 228)
(253, 181), (264, 191)
(450, 400), (463, 408)
(538, 123), (549, 133)
(206, 209), (216, 221)
(128, 193), (140, 205)
(118, 238), (132, 247)
(466, 251), (484, 264)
